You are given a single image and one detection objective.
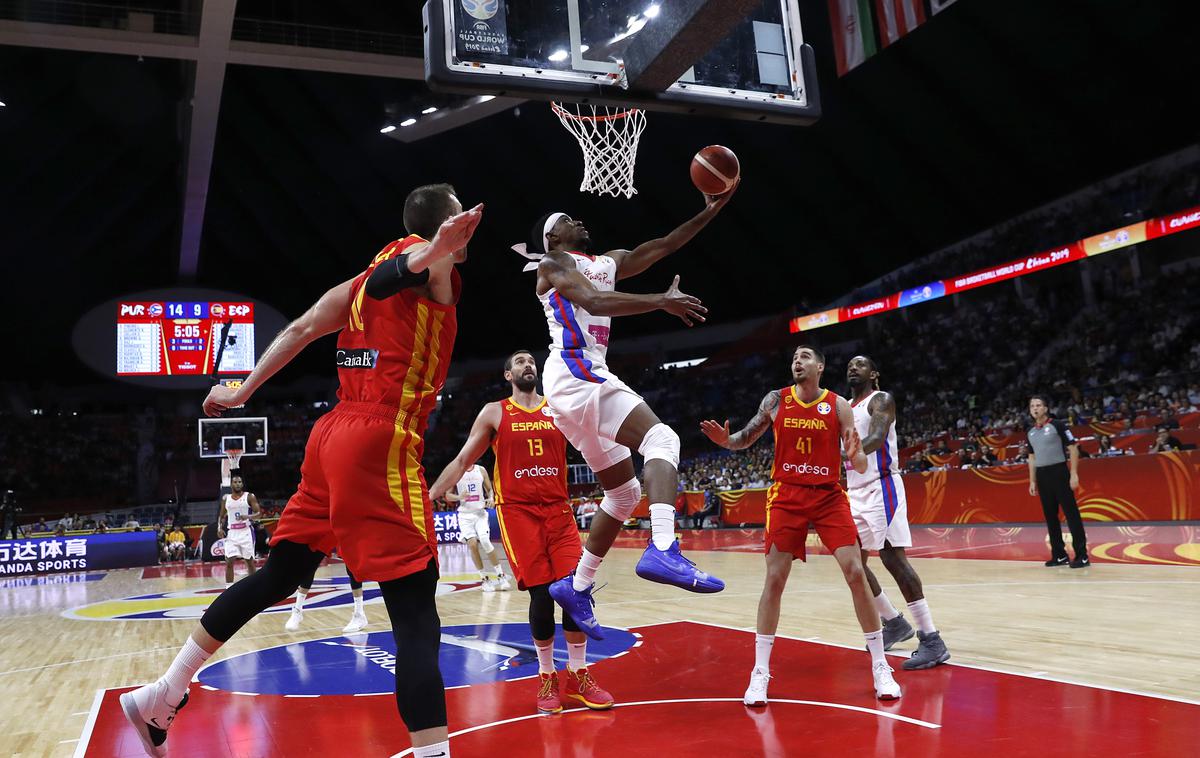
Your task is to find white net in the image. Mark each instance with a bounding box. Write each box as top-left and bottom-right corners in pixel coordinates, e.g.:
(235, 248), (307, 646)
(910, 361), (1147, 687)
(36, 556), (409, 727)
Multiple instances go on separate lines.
(220, 449), (243, 486)
(552, 102), (647, 199)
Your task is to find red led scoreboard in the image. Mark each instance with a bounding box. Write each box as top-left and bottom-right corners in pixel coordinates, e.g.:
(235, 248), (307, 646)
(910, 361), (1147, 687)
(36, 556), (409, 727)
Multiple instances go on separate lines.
(116, 300), (256, 376)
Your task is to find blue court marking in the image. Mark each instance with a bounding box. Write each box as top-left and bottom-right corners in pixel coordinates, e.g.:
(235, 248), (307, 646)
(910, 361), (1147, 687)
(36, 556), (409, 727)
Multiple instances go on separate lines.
(198, 622), (638, 696)
(0, 572), (106, 589)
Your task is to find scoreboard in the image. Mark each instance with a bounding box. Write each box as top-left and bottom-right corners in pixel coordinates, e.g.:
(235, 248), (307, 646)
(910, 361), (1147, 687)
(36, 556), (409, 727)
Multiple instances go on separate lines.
(116, 301), (256, 376)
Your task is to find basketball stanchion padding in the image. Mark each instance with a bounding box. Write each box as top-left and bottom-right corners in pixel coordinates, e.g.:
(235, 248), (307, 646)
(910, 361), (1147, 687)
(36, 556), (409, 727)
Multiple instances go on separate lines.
(552, 102), (647, 199)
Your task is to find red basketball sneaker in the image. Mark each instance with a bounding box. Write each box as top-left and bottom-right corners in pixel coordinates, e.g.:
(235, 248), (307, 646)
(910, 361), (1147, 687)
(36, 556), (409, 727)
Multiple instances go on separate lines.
(562, 668), (614, 710)
(537, 672), (563, 714)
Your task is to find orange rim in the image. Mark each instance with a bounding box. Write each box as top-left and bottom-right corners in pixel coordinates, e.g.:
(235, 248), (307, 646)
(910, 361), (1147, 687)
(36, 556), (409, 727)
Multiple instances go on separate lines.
(551, 102), (643, 122)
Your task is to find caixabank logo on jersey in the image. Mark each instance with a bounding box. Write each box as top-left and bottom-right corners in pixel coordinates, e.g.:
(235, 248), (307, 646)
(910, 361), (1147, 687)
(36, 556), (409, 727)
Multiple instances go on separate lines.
(195, 623), (638, 695)
(63, 574), (482, 621)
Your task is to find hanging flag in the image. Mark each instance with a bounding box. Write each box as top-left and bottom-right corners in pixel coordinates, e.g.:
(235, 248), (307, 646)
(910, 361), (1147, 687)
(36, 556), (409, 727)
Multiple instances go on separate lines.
(875, 0), (927, 47)
(828, 0), (878, 75)
(930, 0), (959, 14)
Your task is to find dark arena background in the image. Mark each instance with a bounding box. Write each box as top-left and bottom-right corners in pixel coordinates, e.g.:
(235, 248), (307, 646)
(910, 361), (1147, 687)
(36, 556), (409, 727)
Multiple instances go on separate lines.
(1, 2), (1198, 756)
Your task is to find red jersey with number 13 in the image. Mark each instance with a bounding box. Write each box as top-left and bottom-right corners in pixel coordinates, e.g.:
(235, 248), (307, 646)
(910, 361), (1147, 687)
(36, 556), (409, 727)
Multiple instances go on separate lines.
(772, 387), (843, 487)
(492, 397), (569, 506)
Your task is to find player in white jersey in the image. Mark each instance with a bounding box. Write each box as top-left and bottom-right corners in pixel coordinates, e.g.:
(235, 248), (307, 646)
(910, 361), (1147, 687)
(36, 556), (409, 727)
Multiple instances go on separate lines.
(846, 356), (950, 670)
(445, 464), (511, 591)
(217, 474), (261, 587)
(517, 186), (737, 638)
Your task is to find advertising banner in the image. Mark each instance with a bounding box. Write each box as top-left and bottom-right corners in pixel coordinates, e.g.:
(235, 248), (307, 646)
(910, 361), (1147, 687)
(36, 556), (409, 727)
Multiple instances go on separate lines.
(0, 532), (159, 577)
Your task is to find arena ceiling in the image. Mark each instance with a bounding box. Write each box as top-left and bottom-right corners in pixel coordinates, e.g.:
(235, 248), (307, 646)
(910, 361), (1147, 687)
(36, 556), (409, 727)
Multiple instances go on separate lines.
(1, 0), (1197, 385)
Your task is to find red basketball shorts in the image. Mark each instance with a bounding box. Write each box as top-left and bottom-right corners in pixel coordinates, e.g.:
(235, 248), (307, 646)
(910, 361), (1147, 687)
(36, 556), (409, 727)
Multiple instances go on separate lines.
(271, 401), (437, 582)
(764, 482), (858, 560)
(495, 502), (582, 589)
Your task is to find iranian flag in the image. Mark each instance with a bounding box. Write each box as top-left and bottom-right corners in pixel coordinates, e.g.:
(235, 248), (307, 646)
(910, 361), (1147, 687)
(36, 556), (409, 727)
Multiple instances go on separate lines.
(874, 0), (927, 47)
(828, 0), (877, 76)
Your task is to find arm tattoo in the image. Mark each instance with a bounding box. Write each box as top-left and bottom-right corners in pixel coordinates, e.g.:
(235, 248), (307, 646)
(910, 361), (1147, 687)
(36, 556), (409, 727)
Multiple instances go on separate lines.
(727, 392), (780, 450)
(862, 392), (895, 454)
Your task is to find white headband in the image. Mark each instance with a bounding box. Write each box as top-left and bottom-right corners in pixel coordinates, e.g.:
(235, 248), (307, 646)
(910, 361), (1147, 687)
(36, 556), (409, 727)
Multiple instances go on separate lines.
(512, 212), (568, 272)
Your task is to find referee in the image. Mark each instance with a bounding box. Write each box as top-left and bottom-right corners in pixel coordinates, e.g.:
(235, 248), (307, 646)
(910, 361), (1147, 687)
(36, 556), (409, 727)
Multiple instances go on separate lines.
(1026, 395), (1089, 568)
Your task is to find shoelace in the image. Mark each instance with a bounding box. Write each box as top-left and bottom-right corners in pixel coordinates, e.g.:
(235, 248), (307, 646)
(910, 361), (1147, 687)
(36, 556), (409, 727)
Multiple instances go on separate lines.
(573, 669), (598, 691)
(537, 674), (558, 698)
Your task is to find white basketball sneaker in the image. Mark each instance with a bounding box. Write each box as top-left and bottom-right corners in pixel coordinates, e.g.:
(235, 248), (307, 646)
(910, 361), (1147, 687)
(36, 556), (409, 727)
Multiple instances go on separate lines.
(743, 666), (771, 707)
(284, 608), (304, 632)
(498, 574), (513, 591)
(481, 577), (497, 593)
(119, 679), (189, 758)
(873, 661), (902, 700)
(343, 611), (368, 633)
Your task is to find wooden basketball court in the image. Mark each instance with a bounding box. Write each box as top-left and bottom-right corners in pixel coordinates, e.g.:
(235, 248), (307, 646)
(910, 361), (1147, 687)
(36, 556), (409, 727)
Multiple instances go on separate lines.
(2, 527), (1197, 757)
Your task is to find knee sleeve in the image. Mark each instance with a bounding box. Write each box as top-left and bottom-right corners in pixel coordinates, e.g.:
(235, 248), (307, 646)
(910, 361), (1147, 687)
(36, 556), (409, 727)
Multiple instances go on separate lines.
(638, 422), (680, 468)
(381, 559), (447, 732)
(477, 530), (495, 554)
(527, 584), (556, 640)
(201, 540), (324, 642)
(600, 477), (642, 521)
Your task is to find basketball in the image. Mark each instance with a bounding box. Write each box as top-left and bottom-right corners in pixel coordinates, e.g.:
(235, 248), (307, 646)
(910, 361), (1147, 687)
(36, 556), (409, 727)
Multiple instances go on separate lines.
(690, 145), (740, 195)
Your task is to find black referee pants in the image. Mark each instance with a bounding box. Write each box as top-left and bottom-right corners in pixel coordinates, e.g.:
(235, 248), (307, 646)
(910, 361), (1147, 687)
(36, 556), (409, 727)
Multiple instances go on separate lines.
(1035, 462), (1087, 558)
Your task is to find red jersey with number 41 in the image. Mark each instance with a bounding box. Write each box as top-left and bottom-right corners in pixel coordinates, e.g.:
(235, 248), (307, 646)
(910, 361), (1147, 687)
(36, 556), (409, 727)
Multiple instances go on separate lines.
(772, 387), (843, 487)
(492, 397), (570, 506)
(336, 235), (461, 411)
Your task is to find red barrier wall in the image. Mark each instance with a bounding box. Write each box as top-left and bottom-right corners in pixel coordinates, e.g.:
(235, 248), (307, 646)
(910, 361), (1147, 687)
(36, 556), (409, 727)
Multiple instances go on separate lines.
(711, 451), (1199, 525)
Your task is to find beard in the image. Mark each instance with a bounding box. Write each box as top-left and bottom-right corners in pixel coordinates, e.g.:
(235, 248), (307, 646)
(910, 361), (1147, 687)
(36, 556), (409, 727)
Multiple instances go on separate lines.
(513, 375), (538, 392)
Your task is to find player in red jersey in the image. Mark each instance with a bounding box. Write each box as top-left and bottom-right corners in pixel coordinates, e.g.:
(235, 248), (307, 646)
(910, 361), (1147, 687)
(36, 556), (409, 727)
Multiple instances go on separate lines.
(701, 345), (902, 705)
(121, 184), (482, 758)
(429, 349), (614, 715)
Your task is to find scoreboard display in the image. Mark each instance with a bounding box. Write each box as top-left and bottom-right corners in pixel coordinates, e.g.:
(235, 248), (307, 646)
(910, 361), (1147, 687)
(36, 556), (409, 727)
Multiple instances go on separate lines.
(116, 301), (256, 376)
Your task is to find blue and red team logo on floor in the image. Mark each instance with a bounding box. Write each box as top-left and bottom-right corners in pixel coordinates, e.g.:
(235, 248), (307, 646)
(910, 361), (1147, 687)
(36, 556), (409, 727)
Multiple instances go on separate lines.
(198, 623), (639, 695)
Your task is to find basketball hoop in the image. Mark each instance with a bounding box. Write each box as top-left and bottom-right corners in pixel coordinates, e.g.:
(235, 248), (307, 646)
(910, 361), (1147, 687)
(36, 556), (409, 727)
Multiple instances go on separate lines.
(221, 448), (243, 482)
(552, 102), (647, 199)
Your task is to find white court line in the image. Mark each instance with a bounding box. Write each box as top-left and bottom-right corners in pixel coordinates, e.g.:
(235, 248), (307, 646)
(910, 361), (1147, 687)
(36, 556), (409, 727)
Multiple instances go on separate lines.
(58, 739), (79, 744)
(72, 689), (104, 758)
(906, 541), (1017, 558)
(389, 696), (940, 757)
(70, 711), (89, 716)
(675, 618), (1200, 706)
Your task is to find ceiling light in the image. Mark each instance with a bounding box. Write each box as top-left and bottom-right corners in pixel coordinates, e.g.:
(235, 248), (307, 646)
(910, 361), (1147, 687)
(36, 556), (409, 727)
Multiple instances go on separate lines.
(421, 107), (438, 114)
(0, 101), (6, 107)
(580, 44), (590, 53)
(548, 49), (569, 62)
(379, 125), (396, 134)
(479, 95), (496, 102)
(644, 4), (660, 18)
(400, 118), (417, 127)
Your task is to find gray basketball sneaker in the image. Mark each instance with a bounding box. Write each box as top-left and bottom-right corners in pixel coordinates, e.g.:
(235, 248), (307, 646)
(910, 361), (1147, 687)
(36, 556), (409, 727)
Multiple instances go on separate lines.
(882, 614), (915, 651)
(903, 630), (951, 670)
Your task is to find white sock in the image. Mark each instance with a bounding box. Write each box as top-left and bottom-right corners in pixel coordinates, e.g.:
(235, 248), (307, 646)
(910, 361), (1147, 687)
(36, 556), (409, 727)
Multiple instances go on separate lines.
(567, 641), (587, 672)
(535, 643), (555, 675)
(907, 598), (936, 634)
(413, 741), (451, 758)
(873, 591), (900, 621)
(162, 638), (212, 703)
(864, 630), (885, 666)
(478, 568), (489, 580)
(754, 634), (774, 671)
(293, 589), (308, 612)
(353, 595), (364, 615)
(649, 503), (677, 550)
(573, 548), (603, 592)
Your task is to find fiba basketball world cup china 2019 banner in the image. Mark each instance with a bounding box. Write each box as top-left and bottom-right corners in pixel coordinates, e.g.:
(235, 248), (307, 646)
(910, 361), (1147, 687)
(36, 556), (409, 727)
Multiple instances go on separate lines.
(454, 0), (508, 55)
(0, 532), (159, 576)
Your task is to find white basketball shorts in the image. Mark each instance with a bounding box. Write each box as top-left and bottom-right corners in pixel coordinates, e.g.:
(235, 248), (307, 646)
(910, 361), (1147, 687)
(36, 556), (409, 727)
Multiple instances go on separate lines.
(543, 354), (642, 472)
(223, 525), (256, 559)
(848, 475), (912, 551)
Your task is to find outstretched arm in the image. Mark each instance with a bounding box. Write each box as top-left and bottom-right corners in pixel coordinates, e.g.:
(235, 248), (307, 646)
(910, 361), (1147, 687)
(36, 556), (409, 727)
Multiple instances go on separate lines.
(837, 396), (868, 474)
(610, 182), (738, 280)
(540, 253), (707, 326)
(861, 391), (896, 455)
(203, 277), (355, 416)
(428, 403), (502, 502)
(701, 390), (779, 451)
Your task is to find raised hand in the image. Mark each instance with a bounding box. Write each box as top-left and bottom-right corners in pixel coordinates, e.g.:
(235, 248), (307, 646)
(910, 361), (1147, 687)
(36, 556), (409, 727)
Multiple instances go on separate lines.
(704, 176), (740, 212)
(661, 275), (708, 327)
(700, 419), (732, 448)
(203, 385), (243, 417)
(434, 203), (485, 252)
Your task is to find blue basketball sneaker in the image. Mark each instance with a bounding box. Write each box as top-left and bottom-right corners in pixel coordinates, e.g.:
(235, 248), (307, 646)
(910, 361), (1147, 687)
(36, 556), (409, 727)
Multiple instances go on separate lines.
(635, 539), (725, 593)
(549, 576), (604, 640)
